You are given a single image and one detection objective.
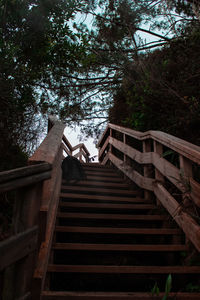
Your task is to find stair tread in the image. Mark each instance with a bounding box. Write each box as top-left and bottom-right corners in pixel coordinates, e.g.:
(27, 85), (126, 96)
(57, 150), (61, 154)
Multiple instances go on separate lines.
(84, 170), (121, 177)
(60, 193), (144, 203)
(62, 180), (130, 188)
(61, 186), (139, 196)
(42, 291), (200, 299)
(42, 163), (199, 297)
(53, 243), (187, 251)
(47, 264), (200, 273)
(55, 226), (181, 235)
(85, 175), (125, 182)
(57, 212), (168, 220)
(59, 202), (156, 210)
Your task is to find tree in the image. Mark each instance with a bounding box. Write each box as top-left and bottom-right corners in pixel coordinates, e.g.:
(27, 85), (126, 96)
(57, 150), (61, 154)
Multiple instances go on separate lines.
(67, 0), (199, 137)
(1, 0), (199, 171)
(0, 0), (91, 169)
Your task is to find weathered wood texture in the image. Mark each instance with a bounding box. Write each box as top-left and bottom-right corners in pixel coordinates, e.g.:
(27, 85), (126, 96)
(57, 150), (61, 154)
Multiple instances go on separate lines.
(41, 291), (200, 300)
(0, 115), (91, 300)
(29, 120), (66, 165)
(62, 136), (90, 162)
(32, 171), (62, 299)
(98, 123), (200, 252)
(0, 116), (64, 299)
(0, 226), (38, 271)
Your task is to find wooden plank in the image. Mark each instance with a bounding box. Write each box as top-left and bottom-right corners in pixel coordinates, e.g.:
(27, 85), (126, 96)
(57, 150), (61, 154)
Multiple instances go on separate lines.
(109, 137), (151, 165)
(85, 175), (124, 183)
(109, 124), (200, 164)
(32, 171), (62, 299)
(29, 121), (65, 165)
(152, 153), (183, 191)
(84, 170), (119, 177)
(73, 143), (90, 157)
(62, 180), (130, 189)
(154, 182), (200, 252)
(0, 170), (51, 193)
(98, 135), (110, 160)
(97, 124), (110, 149)
(62, 135), (73, 154)
(152, 130), (200, 165)
(82, 165), (113, 171)
(57, 212), (168, 221)
(59, 202), (155, 210)
(190, 178), (200, 207)
(108, 153), (154, 191)
(47, 264), (199, 273)
(62, 144), (72, 156)
(98, 123), (200, 165)
(55, 226), (181, 235)
(53, 243), (187, 251)
(0, 163), (51, 184)
(0, 226), (38, 271)
(60, 193), (145, 203)
(61, 186), (139, 196)
(42, 291), (200, 300)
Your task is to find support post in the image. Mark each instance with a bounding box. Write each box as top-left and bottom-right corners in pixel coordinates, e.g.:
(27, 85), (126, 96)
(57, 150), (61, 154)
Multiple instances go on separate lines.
(154, 141), (165, 206)
(143, 139), (154, 201)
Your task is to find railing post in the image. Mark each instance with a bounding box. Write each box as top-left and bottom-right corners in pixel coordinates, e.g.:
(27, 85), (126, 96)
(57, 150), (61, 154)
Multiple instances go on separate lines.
(179, 155), (193, 179)
(108, 128), (113, 166)
(143, 139), (154, 201)
(179, 155), (193, 212)
(154, 141), (165, 206)
(2, 182), (43, 300)
(109, 128), (113, 154)
(123, 134), (127, 163)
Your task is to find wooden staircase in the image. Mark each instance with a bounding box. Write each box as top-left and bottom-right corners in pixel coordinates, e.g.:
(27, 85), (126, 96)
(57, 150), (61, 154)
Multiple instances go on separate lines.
(42, 163), (200, 299)
(1, 118), (200, 300)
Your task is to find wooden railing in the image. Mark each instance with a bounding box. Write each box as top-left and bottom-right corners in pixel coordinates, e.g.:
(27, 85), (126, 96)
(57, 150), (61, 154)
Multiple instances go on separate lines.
(0, 116), (90, 300)
(98, 123), (200, 252)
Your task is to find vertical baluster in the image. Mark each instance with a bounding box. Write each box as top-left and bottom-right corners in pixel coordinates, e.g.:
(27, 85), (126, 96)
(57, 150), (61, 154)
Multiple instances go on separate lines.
(179, 155), (193, 206)
(143, 139), (154, 201)
(154, 141), (165, 206)
(109, 128), (113, 155)
(179, 155), (193, 179)
(123, 134), (127, 163)
(3, 183), (43, 299)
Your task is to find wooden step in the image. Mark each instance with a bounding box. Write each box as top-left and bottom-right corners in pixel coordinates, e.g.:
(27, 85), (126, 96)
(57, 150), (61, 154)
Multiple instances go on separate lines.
(83, 166), (117, 173)
(59, 202), (156, 210)
(47, 264), (200, 273)
(42, 291), (200, 300)
(61, 186), (141, 196)
(82, 163), (112, 169)
(57, 212), (169, 221)
(60, 193), (145, 203)
(55, 226), (181, 235)
(62, 180), (130, 189)
(84, 170), (120, 177)
(52, 243), (187, 251)
(85, 175), (125, 182)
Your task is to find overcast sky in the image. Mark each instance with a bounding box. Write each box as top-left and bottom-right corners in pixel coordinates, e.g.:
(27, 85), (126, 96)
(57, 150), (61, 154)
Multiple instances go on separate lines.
(64, 126), (98, 161)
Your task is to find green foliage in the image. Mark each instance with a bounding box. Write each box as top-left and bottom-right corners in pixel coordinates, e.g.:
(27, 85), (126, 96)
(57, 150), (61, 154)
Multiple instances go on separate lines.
(151, 282), (160, 296)
(109, 27), (200, 146)
(1, 0), (200, 166)
(151, 274), (172, 300)
(162, 274), (172, 300)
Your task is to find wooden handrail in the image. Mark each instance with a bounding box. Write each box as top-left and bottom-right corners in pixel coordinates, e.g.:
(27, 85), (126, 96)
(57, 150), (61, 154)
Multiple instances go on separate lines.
(98, 123), (200, 252)
(0, 115), (91, 299)
(98, 123), (200, 164)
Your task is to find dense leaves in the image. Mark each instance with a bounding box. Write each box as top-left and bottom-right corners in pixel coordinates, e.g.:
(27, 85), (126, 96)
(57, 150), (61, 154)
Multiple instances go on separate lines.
(0, 0), (89, 169)
(0, 0), (200, 170)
